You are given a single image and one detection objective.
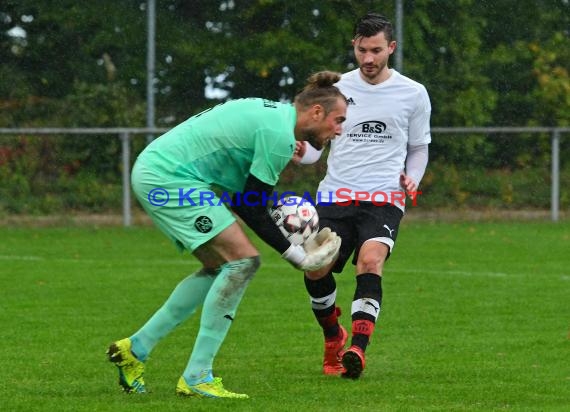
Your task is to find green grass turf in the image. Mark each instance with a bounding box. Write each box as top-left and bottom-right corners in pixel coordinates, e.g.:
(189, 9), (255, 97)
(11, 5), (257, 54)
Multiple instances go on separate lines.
(0, 220), (568, 411)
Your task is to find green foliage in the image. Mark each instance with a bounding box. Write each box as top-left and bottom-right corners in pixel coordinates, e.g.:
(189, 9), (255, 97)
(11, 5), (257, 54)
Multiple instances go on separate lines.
(55, 81), (145, 179)
(475, 0), (570, 128)
(406, 0), (496, 126)
(0, 81), (144, 214)
(0, 135), (124, 214)
(1, 1), (569, 213)
(419, 161), (556, 210)
(2, 0), (568, 127)
(530, 32), (570, 127)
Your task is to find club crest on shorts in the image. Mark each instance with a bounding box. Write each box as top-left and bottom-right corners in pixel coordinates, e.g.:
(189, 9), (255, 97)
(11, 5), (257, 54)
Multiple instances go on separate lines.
(194, 216), (213, 233)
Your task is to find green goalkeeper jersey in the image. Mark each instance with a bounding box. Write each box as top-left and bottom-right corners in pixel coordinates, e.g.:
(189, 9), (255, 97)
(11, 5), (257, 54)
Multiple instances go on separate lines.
(137, 98), (297, 192)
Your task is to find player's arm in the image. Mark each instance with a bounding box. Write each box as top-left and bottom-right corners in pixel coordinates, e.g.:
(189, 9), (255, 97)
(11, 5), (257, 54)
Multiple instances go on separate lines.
(231, 173), (291, 254)
(401, 144), (429, 193)
(232, 174), (341, 271)
(403, 86), (431, 193)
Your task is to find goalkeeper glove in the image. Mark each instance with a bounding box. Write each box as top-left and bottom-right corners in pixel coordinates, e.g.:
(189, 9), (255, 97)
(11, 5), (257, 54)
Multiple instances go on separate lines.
(281, 227), (341, 271)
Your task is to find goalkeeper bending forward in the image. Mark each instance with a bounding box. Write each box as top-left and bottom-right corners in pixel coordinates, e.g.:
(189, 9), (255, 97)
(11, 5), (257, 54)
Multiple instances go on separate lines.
(106, 71), (346, 399)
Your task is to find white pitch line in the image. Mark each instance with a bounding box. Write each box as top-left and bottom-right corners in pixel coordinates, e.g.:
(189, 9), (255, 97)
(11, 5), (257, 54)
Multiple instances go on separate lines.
(0, 255), (43, 261)
(0, 254), (197, 266)
(261, 262), (509, 277)
(389, 268), (509, 277)
(1, 255), (568, 280)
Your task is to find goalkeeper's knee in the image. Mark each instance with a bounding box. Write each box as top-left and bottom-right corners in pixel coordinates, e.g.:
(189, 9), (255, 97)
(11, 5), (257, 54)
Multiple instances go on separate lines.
(222, 255), (261, 281)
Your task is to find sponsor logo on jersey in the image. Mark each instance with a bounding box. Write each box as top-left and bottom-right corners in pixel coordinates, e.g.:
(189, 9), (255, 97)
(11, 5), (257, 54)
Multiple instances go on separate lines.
(354, 121), (387, 133)
(347, 120), (392, 143)
(346, 97), (356, 105)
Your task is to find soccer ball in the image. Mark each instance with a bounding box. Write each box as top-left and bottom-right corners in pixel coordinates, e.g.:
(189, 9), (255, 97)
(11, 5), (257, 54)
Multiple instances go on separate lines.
(270, 196), (319, 246)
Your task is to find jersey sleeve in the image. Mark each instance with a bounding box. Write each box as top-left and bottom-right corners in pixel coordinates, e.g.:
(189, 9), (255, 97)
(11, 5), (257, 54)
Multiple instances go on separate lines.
(250, 129), (294, 185)
(408, 85), (432, 146)
(405, 143), (429, 186)
(232, 174), (292, 254)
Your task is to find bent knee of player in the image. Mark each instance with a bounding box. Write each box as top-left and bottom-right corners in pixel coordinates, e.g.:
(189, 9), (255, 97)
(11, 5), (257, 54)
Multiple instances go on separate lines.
(304, 264), (332, 280)
(357, 244), (389, 274)
(356, 259), (384, 275)
(223, 255), (261, 284)
(242, 255), (261, 280)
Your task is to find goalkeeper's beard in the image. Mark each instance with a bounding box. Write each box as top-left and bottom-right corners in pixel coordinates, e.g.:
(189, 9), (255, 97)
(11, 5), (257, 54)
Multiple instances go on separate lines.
(304, 131), (323, 151)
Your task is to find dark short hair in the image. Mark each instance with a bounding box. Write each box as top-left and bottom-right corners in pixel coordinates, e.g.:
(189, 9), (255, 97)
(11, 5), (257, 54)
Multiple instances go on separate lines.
(353, 13), (394, 42)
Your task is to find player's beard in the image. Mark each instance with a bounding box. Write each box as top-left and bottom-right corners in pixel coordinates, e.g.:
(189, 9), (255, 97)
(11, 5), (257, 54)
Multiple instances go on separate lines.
(360, 60), (387, 83)
(304, 131), (323, 150)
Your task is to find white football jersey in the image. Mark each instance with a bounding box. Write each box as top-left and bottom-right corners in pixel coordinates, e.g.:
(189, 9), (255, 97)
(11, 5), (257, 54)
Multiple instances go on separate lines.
(317, 68), (431, 211)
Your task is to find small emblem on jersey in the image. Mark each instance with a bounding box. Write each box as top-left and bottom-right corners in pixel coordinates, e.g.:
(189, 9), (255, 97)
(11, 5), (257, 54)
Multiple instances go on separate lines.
(195, 216), (213, 233)
(346, 97), (356, 105)
(383, 224), (395, 237)
(354, 121), (387, 134)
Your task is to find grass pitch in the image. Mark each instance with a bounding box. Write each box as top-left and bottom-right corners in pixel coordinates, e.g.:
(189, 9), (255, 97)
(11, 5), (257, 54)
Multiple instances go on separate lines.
(0, 219), (568, 411)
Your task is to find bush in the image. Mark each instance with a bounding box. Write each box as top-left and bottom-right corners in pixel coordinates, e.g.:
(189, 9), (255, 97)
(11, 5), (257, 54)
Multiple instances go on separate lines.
(1, 137), (567, 215)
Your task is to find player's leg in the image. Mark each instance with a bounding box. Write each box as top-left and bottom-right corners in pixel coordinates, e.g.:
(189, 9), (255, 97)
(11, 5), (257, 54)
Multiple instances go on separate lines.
(342, 204), (403, 379)
(107, 267), (217, 393)
(304, 266), (348, 375)
(110, 172), (224, 393)
(108, 179), (243, 394)
(129, 267), (219, 361)
(341, 242), (387, 379)
(161, 193), (258, 398)
(304, 203), (356, 375)
(177, 222), (259, 399)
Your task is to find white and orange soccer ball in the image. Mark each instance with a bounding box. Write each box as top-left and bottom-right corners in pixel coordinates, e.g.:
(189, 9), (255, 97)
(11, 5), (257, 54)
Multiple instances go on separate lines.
(270, 196), (319, 246)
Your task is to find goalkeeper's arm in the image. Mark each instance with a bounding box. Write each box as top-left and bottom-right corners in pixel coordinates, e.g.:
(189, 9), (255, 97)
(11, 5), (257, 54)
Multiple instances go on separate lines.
(231, 173), (291, 254)
(232, 174), (341, 271)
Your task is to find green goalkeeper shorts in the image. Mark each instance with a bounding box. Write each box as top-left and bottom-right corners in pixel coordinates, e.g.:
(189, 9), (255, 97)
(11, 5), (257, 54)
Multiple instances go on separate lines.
(131, 161), (236, 252)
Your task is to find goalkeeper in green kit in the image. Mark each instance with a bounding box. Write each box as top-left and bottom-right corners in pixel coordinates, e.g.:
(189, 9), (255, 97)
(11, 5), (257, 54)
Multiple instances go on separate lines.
(106, 71), (347, 399)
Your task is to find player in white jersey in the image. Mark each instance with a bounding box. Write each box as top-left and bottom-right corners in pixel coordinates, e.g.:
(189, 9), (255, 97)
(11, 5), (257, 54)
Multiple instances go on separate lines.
(301, 13), (431, 379)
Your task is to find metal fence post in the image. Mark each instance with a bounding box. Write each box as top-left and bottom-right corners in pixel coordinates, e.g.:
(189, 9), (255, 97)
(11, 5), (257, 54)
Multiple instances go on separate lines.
(146, 0), (156, 145)
(551, 129), (560, 222)
(394, 0), (404, 73)
(120, 132), (132, 226)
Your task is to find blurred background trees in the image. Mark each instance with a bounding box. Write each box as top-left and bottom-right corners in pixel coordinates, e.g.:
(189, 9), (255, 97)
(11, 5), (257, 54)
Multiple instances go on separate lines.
(1, 0), (569, 213)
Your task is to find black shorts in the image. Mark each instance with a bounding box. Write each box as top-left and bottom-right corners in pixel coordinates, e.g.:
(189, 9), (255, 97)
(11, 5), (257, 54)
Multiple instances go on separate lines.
(316, 202), (404, 273)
